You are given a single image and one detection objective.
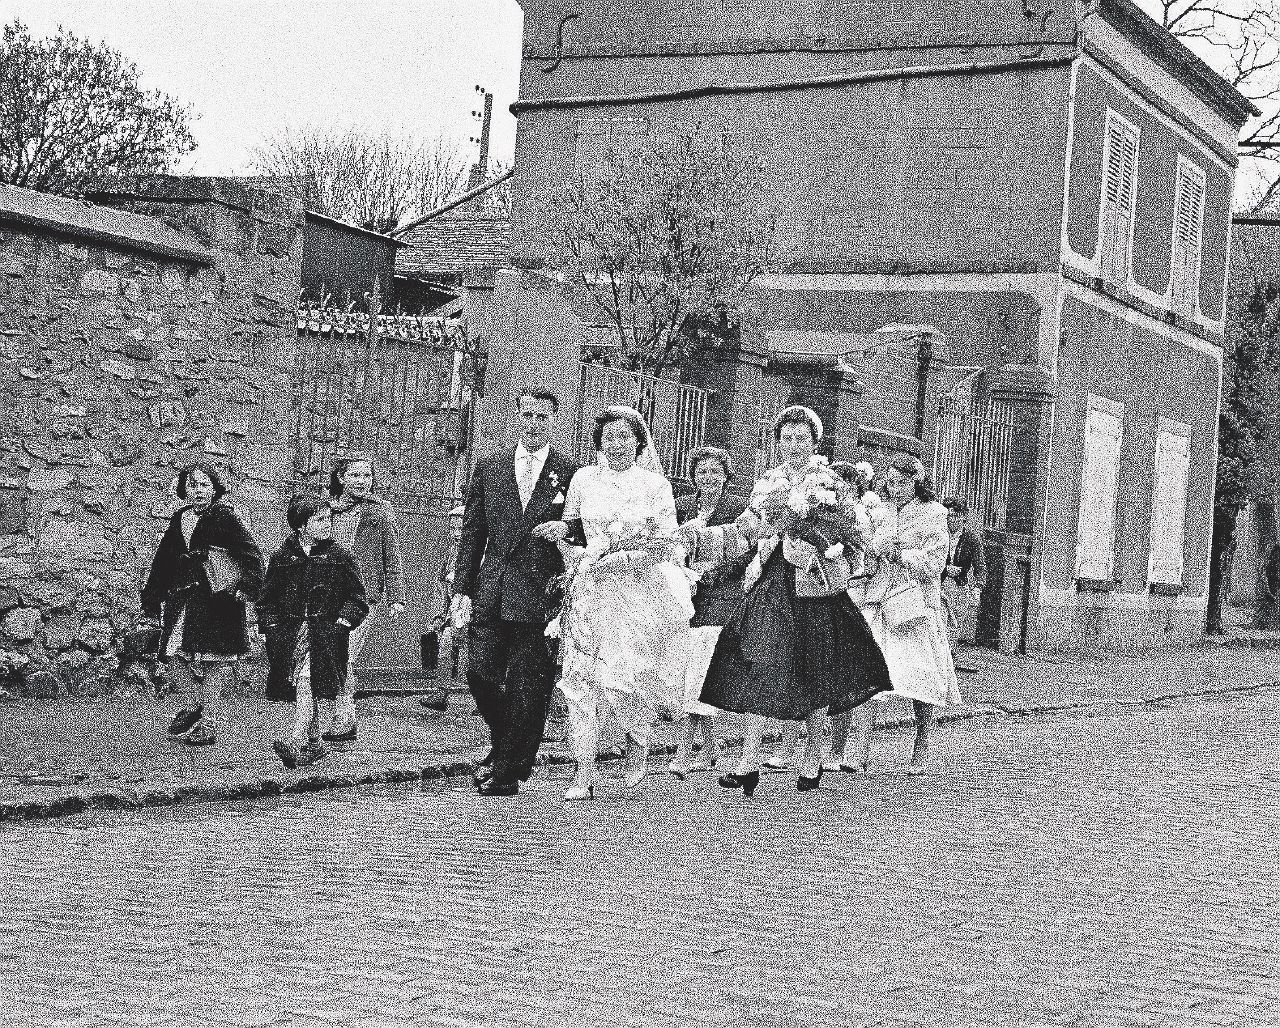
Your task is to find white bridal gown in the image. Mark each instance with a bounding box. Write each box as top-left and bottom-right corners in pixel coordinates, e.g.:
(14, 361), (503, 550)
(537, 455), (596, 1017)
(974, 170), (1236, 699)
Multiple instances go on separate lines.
(556, 463), (694, 754)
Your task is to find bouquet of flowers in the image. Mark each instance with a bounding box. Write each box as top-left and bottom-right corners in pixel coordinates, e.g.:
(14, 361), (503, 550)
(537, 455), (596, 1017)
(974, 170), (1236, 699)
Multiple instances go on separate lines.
(546, 516), (685, 645)
(750, 455), (871, 559)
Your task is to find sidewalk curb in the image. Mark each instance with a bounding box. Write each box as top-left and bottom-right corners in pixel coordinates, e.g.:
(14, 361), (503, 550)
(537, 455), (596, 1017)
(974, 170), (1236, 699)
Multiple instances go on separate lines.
(2, 681), (1276, 825)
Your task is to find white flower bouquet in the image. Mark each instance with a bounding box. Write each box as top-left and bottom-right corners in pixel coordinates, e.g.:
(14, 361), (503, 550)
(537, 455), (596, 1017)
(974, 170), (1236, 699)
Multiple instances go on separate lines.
(546, 516), (684, 645)
(749, 455), (871, 559)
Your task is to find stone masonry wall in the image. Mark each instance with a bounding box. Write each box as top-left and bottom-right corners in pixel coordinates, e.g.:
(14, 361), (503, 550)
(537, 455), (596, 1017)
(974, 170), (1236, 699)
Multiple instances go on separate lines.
(0, 178), (303, 697)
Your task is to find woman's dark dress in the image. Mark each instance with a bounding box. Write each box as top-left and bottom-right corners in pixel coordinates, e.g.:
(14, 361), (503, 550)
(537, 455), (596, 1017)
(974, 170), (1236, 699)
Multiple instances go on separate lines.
(675, 492), (749, 628)
(700, 547), (891, 721)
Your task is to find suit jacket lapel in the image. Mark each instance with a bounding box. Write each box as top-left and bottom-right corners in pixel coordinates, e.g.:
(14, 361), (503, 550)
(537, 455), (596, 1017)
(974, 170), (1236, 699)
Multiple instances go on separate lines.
(521, 450), (564, 528)
(496, 447), (523, 519)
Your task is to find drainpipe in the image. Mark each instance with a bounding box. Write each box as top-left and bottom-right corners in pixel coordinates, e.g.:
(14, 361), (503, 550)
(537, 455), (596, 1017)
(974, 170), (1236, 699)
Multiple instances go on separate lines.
(914, 333), (933, 440)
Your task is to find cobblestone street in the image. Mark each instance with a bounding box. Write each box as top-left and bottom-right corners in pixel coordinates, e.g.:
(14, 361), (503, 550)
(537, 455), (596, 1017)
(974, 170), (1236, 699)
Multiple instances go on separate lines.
(1, 691), (1276, 1028)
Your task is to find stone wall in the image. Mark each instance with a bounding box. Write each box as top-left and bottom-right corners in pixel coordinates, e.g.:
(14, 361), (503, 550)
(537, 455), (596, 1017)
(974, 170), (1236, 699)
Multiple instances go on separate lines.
(0, 178), (303, 697)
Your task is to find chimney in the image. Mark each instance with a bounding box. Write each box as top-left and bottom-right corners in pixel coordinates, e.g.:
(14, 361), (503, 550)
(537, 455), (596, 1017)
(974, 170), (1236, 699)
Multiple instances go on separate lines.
(466, 87), (495, 192)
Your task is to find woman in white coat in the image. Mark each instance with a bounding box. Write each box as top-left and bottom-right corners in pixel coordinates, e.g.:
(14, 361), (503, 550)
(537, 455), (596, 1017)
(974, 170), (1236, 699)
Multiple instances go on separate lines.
(848, 453), (960, 774)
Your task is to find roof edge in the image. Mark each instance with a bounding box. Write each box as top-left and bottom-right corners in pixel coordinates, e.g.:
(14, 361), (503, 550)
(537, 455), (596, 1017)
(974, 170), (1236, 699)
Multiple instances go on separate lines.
(305, 210), (406, 245)
(0, 182), (215, 265)
(1095, 0), (1261, 126)
(390, 169), (515, 238)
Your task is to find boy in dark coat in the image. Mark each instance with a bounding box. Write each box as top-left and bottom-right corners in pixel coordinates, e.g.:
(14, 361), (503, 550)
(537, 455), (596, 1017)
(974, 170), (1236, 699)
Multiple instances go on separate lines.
(259, 494), (369, 769)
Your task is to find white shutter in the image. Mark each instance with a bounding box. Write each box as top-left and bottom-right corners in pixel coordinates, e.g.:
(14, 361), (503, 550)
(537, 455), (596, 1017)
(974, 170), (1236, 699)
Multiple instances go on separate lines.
(1099, 111), (1139, 286)
(1075, 397), (1125, 581)
(1170, 159), (1205, 317)
(1148, 422), (1192, 585)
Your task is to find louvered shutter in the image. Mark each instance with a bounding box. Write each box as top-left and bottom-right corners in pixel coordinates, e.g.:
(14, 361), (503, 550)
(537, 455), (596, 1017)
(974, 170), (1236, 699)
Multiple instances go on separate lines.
(1170, 161), (1205, 317)
(1099, 113), (1139, 286)
(1075, 399), (1124, 581)
(1148, 424), (1191, 585)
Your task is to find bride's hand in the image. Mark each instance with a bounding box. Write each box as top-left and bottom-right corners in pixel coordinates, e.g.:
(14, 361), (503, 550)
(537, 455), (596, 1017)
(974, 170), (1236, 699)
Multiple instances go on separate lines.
(593, 549), (654, 573)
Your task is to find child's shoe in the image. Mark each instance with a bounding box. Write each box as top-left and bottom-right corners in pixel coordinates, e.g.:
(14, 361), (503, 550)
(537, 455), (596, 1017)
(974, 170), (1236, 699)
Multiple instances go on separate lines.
(296, 741), (330, 768)
(180, 724), (216, 746)
(272, 740), (302, 769)
(167, 705), (203, 737)
(322, 720), (357, 743)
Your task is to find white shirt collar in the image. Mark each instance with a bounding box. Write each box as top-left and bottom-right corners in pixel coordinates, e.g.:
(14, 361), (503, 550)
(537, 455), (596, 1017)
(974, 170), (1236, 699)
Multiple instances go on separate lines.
(516, 442), (550, 462)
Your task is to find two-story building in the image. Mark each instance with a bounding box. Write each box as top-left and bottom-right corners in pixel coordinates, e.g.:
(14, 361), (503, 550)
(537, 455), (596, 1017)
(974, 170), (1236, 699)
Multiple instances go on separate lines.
(485, 0), (1255, 650)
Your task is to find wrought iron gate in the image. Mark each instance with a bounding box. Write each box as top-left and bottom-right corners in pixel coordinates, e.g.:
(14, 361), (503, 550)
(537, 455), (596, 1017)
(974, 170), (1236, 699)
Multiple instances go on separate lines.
(573, 362), (709, 481)
(291, 307), (485, 677)
(931, 397), (1019, 533)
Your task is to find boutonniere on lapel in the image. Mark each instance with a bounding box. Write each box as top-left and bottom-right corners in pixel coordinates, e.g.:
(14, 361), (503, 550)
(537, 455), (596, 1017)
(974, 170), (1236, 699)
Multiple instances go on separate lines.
(547, 470), (561, 490)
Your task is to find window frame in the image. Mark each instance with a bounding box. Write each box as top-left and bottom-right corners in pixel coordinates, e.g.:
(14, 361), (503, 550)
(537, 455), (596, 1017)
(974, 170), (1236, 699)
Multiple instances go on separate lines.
(1147, 417), (1193, 588)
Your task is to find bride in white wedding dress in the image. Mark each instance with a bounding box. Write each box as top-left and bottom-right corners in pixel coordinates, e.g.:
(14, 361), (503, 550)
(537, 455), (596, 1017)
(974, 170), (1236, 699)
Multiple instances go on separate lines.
(541, 405), (693, 801)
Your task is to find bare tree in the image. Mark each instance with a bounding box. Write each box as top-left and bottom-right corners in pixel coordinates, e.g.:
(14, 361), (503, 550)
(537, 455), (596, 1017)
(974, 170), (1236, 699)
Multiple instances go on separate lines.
(1141, 1), (1280, 206)
(546, 133), (776, 382)
(0, 20), (195, 195)
(482, 160), (513, 219)
(252, 127), (469, 233)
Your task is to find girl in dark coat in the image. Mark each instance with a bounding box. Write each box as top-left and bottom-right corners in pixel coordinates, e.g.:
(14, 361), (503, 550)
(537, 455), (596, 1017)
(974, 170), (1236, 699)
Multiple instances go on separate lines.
(140, 463), (265, 747)
(259, 494), (369, 769)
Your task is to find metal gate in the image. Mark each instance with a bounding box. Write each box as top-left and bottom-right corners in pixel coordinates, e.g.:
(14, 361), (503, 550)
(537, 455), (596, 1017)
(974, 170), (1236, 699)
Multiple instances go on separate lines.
(573, 362), (709, 481)
(291, 306), (485, 677)
(931, 397), (1019, 533)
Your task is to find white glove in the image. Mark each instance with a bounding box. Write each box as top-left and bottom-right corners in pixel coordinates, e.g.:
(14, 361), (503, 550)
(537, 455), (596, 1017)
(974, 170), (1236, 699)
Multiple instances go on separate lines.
(449, 594), (472, 630)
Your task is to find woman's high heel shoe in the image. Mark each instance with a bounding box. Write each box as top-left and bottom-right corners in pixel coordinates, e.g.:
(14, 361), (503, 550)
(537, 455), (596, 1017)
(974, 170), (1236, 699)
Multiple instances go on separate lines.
(623, 737), (649, 790)
(718, 770), (760, 797)
(564, 781), (596, 801)
(797, 768), (824, 792)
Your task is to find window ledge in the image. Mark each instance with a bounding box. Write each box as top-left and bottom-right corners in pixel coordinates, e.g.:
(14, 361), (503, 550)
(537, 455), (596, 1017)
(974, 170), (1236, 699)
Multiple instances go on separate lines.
(1148, 582), (1184, 597)
(1075, 577), (1120, 593)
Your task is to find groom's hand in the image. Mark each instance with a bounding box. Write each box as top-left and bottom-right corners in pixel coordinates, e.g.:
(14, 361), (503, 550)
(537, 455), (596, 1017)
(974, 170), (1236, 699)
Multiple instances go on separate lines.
(449, 594), (472, 630)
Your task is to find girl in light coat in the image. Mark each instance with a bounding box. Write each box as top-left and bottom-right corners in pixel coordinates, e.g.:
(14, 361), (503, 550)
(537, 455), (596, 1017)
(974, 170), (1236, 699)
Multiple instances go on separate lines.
(848, 453), (960, 774)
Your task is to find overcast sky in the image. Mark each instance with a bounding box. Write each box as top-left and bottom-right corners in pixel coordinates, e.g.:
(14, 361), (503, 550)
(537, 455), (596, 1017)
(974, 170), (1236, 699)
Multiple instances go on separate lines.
(0, 1), (524, 175)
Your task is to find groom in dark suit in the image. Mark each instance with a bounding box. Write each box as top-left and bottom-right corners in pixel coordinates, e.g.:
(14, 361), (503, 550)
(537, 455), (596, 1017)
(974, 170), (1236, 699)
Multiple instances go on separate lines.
(451, 385), (577, 796)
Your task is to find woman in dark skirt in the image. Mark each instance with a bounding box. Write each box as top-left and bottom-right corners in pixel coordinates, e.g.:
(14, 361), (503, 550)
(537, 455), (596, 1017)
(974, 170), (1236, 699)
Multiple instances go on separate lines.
(701, 406), (891, 796)
(140, 462), (265, 747)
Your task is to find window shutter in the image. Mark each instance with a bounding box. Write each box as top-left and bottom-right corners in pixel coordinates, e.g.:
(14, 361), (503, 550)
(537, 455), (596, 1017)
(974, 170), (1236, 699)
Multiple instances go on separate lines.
(1076, 399), (1124, 581)
(1099, 112), (1139, 286)
(1148, 424), (1192, 585)
(1171, 161), (1205, 317)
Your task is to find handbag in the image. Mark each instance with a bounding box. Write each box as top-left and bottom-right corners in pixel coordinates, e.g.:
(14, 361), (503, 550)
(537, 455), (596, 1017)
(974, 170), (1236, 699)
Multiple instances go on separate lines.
(203, 546), (241, 594)
(881, 576), (930, 629)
